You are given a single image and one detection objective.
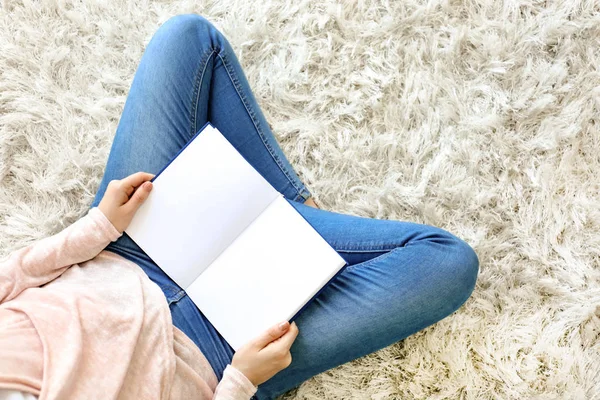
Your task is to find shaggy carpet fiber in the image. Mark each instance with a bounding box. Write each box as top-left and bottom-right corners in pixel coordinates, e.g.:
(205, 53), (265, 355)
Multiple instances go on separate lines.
(1, 0), (600, 398)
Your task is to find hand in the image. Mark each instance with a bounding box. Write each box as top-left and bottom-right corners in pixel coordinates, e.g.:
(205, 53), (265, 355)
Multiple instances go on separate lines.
(231, 321), (299, 387)
(98, 172), (155, 233)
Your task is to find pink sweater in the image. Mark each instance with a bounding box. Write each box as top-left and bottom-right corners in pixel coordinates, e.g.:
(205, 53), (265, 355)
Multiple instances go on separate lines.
(0, 207), (258, 399)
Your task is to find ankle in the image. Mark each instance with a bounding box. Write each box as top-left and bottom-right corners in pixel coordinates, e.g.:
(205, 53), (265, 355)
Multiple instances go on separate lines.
(304, 197), (319, 209)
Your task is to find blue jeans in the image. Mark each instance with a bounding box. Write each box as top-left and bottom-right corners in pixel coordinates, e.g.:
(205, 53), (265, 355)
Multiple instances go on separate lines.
(90, 14), (479, 399)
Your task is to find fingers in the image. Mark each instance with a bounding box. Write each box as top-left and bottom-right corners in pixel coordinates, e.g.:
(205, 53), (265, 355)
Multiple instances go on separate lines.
(121, 172), (155, 197)
(252, 321), (291, 349)
(271, 322), (299, 351)
(117, 172), (155, 214)
(123, 180), (153, 214)
(261, 322), (298, 369)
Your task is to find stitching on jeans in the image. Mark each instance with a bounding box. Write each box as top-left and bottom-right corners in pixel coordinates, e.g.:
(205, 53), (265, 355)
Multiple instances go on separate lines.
(216, 51), (308, 200)
(335, 242), (406, 252)
(336, 247), (396, 253)
(217, 51), (302, 194)
(168, 289), (186, 305)
(191, 48), (217, 138)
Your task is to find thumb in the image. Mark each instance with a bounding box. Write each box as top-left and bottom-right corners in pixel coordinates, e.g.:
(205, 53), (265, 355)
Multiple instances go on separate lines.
(252, 321), (290, 349)
(125, 181), (153, 213)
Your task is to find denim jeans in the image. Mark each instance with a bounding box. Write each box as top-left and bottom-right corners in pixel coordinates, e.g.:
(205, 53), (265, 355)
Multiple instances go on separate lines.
(90, 14), (479, 399)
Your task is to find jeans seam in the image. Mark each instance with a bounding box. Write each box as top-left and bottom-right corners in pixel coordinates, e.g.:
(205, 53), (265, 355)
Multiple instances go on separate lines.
(216, 50), (310, 202)
(191, 48), (217, 138)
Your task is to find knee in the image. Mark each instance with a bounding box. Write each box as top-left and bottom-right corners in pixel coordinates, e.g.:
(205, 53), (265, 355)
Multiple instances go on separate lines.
(161, 14), (215, 34)
(444, 237), (479, 309)
(154, 14), (224, 50)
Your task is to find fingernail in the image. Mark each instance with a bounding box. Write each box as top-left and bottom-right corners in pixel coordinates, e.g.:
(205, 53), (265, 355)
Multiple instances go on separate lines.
(278, 321), (290, 330)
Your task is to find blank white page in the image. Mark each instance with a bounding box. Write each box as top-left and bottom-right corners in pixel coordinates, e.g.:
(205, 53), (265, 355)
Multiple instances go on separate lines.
(125, 125), (279, 288)
(186, 195), (346, 350)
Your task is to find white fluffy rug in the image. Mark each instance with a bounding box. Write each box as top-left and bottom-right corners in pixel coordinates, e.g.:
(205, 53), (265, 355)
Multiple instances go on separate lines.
(1, 0), (599, 398)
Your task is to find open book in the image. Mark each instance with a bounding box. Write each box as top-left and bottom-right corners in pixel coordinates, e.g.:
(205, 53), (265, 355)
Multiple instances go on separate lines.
(125, 123), (347, 350)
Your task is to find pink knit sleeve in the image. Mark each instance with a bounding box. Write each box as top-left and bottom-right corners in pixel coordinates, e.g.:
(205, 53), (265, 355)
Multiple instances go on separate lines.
(0, 207), (122, 303)
(213, 364), (258, 400)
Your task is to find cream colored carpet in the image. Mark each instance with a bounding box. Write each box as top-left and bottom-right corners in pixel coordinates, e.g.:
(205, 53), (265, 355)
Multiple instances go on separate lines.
(1, 0), (599, 398)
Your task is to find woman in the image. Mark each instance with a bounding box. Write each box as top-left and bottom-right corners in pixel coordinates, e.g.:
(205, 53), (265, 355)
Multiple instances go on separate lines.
(0, 14), (479, 400)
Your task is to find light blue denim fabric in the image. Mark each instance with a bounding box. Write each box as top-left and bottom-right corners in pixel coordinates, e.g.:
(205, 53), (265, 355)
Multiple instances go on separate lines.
(90, 14), (479, 399)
